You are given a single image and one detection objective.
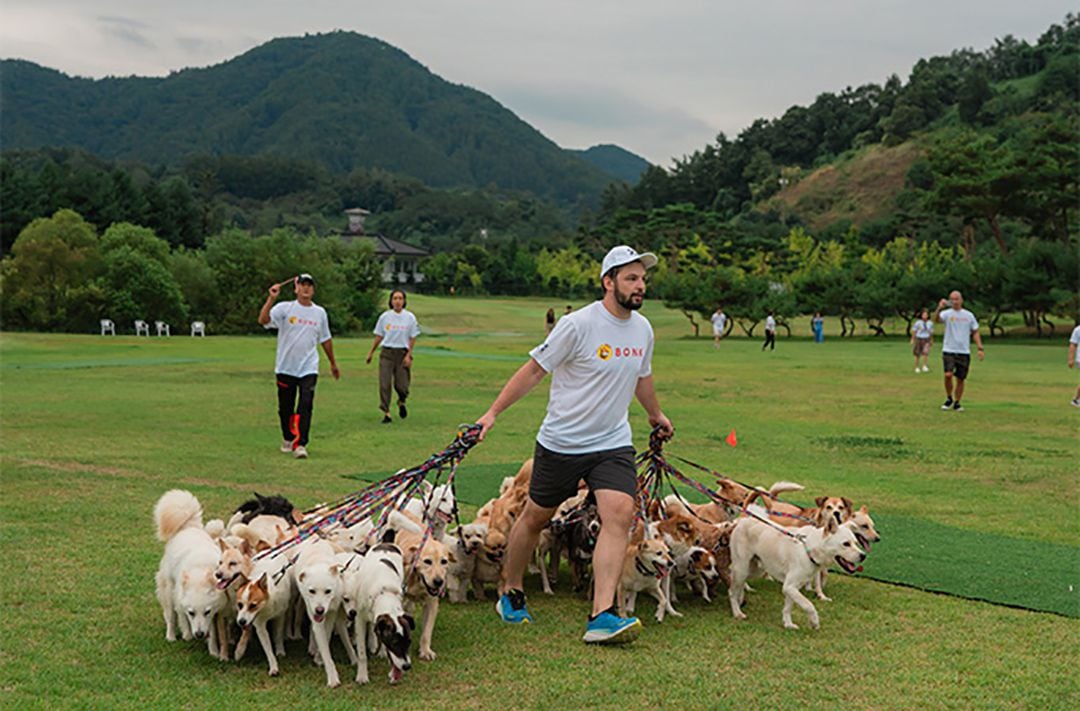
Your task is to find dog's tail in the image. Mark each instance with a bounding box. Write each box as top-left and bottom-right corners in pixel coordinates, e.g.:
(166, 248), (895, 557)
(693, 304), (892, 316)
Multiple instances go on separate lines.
(386, 508), (424, 535)
(768, 481), (804, 496)
(204, 519), (226, 539)
(154, 489), (203, 542)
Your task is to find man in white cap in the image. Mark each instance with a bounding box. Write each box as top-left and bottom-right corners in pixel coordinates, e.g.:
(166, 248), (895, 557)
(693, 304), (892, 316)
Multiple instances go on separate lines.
(258, 273), (340, 458)
(476, 245), (673, 645)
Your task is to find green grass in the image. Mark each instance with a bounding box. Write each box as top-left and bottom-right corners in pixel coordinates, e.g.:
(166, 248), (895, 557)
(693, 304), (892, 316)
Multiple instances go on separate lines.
(2, 294), (1079, 709)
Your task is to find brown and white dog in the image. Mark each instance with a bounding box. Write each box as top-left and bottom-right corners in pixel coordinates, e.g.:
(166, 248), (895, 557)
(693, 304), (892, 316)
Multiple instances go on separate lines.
(666, 546), (722, 603)
(663, 480), (804, 523)
(232, 555), (294, 676)
(351, 543), (414, 685)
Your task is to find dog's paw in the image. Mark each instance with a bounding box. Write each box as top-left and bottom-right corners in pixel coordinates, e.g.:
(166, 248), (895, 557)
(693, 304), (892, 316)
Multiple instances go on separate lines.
(784, 621), (799, 630)
(268, 666), (279, 677)
(543, 588), (555, 596)
(732, 610), (747, 620)
(419, 648), (436, 661)
(355, 673), (369, 685)
(326, 674), (341, 688)
(669, 610), (684, 618)
(810, 615), (821, 630)
(817, 594), (832, 602)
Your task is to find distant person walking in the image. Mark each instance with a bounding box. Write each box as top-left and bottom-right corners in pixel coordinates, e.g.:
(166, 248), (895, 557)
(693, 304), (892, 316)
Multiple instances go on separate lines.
(811, 312), (825, 343)
(1069, 323), (1080, 407)
(545, 308), (556, 336)
(911, 309), (933, 373)
(366, 289), (421, 424)
(762, 312), (776, 351)
(564, 305), (573, 316)
(934, 291), (984, 412)
(258, 273), (340, 459)
(710, 306), (727, 348)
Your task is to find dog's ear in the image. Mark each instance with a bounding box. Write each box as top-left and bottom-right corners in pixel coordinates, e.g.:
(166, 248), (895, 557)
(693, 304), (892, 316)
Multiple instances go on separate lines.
(239, 539), (252, 557)
(447, 550), (457, 564)
(298, 571), (306, 583)
(329, 564), (342, 578)
(858, 505), (868, 515)
(291, 508), (303, 524)
(690, 549), (704, 563)
(402, 614), (415, 631)
(677, 521), (692, 535)
(255, 540), (271, 553)
(381, 529), (396, 544)
(255, 572), (269, 590)
(815, 496), (828, 508)
(218, 538), (229, 553)
(841, 497), (853, 513)
(375, 614), (392, 635)
(405, 544), (420, 562)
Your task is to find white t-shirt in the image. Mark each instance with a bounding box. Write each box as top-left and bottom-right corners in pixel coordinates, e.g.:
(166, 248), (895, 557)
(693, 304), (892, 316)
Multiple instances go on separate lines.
(939, 308), (978, 354)
(765, 316), (776, 333)
(529, 301), (654, 454)
(373, 309), (421, 349)
(264, 301), (332, 377)
(710, 311), (726, 333)
(1070, 326), (1080, 365)
(913, 319), (933, 339)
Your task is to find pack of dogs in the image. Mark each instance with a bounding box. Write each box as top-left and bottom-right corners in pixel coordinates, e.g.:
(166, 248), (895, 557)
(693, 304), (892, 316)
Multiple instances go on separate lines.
(153, 461), (880, 686)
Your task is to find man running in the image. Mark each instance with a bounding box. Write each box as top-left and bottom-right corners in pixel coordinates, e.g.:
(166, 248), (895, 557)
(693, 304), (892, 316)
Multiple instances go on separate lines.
(476, 245), (673, 645)
(710, 306), (727, 348)
(258, 274), (340, 458)
(934, 291), (984, 412)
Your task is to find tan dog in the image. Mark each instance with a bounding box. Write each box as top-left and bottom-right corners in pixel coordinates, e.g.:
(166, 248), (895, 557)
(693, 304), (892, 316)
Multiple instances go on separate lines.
(617, 538), (679, 622)
(664, 481), (805, 523)
(746, 492), (854, 529)
(394, 528), (454, 661)
(813, 506), (880, 600)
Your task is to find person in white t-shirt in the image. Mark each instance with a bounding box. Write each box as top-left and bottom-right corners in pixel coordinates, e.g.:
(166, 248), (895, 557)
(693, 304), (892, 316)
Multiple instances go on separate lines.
(476, 245), (673, 645)
(1068, 324), (1080, 407)
(911, 308), (933, 373)
(710, 306), (727, 348)
(365, 289), (421, 424)
(933, 291), (985, 412)
(258, 273), (340, 459)
(762, 311), (777, 351)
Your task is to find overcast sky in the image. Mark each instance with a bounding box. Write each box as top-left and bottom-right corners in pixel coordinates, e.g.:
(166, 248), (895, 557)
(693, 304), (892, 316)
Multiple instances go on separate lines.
(1, 1), (1073, 164)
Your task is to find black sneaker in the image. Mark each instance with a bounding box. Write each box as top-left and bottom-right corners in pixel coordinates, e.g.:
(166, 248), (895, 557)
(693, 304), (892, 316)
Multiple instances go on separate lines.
(399, 402), (408, 419)
(941, 398), (953, 411)
(381, 414), (392, 424)
(952, 401), (964, 412)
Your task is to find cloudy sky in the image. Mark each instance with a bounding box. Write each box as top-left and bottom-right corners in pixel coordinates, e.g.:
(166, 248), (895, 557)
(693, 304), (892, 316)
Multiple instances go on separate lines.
(1, 1), (1073, 164)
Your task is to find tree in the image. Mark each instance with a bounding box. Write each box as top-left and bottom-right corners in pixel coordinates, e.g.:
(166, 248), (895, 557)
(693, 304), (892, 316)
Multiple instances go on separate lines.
(100, 247), (188, 326)
(0, 209), (105, 331)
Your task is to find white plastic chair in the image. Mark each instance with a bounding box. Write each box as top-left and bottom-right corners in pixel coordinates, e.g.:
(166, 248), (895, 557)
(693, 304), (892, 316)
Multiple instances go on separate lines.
(155, 321), (171, 337)
(134, 320), (150, 336)
(191, 321), (206, 337)
(100, 319), (115, 336)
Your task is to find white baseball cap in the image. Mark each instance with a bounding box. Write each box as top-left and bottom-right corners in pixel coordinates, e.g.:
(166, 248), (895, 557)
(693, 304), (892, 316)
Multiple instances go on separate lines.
(600, 245), (658, 280)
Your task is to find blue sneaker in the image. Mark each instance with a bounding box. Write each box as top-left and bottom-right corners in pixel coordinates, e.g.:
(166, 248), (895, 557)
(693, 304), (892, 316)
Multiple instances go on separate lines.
(495, 589), (533, 624)
(583, 610), (641, 644)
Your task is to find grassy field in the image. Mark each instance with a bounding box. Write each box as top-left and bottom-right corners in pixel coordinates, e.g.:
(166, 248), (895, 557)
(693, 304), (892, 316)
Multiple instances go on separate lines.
(2, 294), (1078, 709)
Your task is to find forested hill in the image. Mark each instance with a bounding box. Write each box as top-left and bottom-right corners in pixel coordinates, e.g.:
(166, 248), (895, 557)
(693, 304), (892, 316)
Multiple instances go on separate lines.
(568, 144), (651, 183)
(0, 31), (613, 207)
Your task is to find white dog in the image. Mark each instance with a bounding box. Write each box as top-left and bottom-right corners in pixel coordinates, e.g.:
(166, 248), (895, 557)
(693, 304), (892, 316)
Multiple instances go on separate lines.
(728, 516), (866, 630)
(293, 538), (345, 687)
(403, 481), (456, 539)
(153, 490), (228, 658)
(351, 542), (414, 685)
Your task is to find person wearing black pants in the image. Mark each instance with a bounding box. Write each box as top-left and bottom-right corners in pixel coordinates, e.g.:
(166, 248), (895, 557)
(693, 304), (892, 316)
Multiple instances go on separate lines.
(276, 373), (317, 449)
(762, 311), (776, 351)
(258, 273), (340, 458)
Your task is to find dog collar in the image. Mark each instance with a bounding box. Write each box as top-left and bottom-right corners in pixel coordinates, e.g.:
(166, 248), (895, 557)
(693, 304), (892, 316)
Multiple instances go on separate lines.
(635, 558), (654, 578)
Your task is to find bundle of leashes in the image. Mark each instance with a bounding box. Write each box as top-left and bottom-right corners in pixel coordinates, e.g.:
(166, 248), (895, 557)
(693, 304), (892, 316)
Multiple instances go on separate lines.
(634, 426), (816, 543)
(254, 424), (484, 578)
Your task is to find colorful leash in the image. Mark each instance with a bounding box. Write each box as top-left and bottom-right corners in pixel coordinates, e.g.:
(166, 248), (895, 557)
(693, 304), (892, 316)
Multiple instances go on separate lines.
(255, 424), (483, 563)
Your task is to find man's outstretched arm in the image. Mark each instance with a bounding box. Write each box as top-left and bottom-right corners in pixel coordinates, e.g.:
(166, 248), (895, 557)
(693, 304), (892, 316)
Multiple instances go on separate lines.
(476, 359), (548, 439)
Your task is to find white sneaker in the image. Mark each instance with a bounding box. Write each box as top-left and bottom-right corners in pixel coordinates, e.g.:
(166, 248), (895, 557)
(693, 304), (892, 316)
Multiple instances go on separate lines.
(293, 446), (308, 459)
(1071, 398), (1080, 408)
(922, 365), (929, 372)
(915, 368), (921, 373)
(280, 440), (293, 453)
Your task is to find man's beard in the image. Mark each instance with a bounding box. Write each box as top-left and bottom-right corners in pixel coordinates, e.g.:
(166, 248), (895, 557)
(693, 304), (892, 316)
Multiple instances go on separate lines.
(615, 285), (644, 311)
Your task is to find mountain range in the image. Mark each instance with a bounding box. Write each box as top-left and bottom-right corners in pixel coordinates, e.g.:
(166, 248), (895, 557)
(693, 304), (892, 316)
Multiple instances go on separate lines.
(1, 31), (650, 206)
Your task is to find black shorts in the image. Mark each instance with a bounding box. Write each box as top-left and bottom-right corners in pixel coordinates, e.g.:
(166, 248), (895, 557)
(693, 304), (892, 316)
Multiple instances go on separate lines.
(529, 442), (637, 509)
(942, 352), (971, 380)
